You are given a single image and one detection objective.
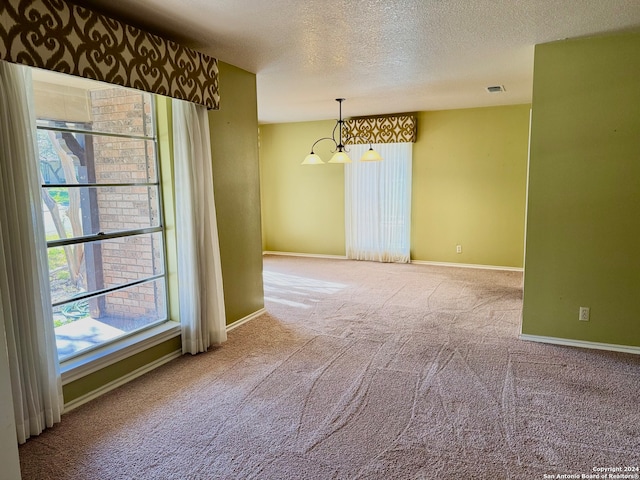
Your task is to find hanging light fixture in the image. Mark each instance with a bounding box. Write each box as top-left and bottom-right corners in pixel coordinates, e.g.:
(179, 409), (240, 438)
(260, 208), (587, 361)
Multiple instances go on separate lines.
(302, 98), (382, 165)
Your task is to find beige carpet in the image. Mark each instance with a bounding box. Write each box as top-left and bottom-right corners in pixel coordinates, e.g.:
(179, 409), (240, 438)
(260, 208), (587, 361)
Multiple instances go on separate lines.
(19, 255), (640, 479)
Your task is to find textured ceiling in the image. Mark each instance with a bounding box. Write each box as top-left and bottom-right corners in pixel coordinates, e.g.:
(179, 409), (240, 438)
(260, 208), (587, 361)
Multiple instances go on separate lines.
(79, 0), (640, 123)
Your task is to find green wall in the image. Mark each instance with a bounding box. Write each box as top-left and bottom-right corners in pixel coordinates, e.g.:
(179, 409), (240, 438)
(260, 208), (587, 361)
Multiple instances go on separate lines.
(412, 106), (530, 267)
(522, 32), (640, 347)
(209, 62), (265, 323)
(260, 105), (530, 267)
(260, 120), (346, 256)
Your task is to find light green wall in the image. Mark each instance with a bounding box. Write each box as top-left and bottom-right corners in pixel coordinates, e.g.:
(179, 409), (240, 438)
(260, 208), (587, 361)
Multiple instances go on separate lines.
(522, 32), (640, 346)
(259, 105), (530, 266)
(260, 120), (346, 256)
(209, 62), (264, 323)
(412, 106), (530, 267)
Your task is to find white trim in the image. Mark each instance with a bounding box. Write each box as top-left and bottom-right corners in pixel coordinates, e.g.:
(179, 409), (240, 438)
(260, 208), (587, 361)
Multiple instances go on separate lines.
(63, 350), (182, 412)
(263, 252), (523, 272)
(61, 322), (181, 384)
(263, 251), (347, 260)
(519, 334), (640, 355)
(226, 308), (266, 332)
(522, 107), (532, 286)
(410, 260), (523, 272)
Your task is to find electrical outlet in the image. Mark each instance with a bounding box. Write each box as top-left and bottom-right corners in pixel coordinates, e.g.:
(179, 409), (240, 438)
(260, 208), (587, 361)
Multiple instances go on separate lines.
(456, 245), (462, 254)
(579, 307), (590, 321)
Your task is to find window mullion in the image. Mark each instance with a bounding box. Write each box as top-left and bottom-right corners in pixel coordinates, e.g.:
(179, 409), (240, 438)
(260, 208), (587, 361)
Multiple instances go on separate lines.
(52, 274), (165, 308)
(46, 226), (163, 248)
(41, 182), (159, 188)
(37, 124), (155, 141)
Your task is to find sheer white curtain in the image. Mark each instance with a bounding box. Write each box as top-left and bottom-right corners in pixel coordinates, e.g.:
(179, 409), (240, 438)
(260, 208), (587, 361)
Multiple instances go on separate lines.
(345, 143), (412, 263)
(172, 99), (227, 354)
(0, 61), (63, 443)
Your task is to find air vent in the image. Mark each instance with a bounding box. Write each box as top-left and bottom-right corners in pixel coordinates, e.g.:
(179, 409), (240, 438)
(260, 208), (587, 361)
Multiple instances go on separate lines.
(486, 85), (506, 93)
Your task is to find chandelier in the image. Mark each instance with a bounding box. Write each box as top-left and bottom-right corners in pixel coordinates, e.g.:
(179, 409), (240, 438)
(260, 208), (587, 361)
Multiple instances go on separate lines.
(301, 98), (383, 165)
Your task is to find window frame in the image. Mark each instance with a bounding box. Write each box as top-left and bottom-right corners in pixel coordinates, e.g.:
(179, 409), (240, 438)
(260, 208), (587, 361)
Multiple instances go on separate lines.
(35, 77), (173, 363)
(60, 96), (181, 398)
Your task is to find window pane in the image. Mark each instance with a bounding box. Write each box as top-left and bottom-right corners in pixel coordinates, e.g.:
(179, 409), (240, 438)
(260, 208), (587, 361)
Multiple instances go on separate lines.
(48, 232), (165, 305)
(54, 278), (167, 360)
(38, 129), (158, 185)
(34, 68), (154, 137)
(34, 68), (168, 360)
(42, 185), (160, 240)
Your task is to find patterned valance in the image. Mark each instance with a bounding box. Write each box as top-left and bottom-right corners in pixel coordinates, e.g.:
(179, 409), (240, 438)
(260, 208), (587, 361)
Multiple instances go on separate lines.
(345, 115), (417, 144)
(0, 0), (219, 109)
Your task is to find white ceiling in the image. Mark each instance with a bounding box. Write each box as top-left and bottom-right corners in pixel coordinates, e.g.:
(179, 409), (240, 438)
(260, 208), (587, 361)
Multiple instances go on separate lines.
(81, 0), (640, 124)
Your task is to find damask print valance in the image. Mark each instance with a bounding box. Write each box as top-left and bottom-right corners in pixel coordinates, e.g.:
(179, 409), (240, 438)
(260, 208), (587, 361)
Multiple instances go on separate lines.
(345, 115), (417, 144)
(0, 0), (219, 109)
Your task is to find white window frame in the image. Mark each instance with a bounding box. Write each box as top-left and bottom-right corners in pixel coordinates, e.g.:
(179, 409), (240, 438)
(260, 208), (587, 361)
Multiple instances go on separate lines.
(32, 71), (180, 384)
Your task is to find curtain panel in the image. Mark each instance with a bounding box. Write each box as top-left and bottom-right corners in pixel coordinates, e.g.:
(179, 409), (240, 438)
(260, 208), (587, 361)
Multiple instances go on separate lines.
(172, 99), (227, 354)
(0, 61), (63, 444)
(345, 143), (413, 263)
(0, 0), (219, 109)
(344, 115), (417, 144)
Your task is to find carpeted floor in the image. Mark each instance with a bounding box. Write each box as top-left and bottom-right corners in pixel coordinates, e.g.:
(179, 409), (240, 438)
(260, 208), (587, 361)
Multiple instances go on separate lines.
(19, 255), (640, 479)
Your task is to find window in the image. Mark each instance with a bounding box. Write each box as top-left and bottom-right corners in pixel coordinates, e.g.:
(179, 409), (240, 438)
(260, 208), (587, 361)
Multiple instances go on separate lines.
(344, 143), (412, 263)
(33, 70), (168, 361)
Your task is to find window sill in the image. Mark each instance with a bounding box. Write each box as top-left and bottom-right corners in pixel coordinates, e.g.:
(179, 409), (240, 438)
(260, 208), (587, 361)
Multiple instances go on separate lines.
(60, 321), (181, 385)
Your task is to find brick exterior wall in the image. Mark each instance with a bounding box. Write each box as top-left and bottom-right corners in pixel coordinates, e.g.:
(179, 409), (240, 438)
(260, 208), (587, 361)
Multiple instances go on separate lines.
(88, 89), (164, 326)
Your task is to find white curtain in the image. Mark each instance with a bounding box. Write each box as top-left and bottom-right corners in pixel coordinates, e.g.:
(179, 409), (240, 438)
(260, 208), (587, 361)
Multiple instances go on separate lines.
(345, 143), (412, 263)
(172, 99), (227, 354)
(0, 61), (63, 443)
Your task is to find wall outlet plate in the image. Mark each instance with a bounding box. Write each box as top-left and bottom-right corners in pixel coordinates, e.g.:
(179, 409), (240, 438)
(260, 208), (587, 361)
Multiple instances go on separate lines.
(579, 307), (590, 321)
(456, 245), (462, 254)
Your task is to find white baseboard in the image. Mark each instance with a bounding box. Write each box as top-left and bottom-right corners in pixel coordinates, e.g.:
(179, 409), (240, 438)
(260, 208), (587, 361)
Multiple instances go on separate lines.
(519, 334), (640, 355)
(263, 252), (522, 272)
(263, 251), (347, 260)
(63, 350), (182, 412)
(411, 259), (523, 272)
(226, 308), (266, 332)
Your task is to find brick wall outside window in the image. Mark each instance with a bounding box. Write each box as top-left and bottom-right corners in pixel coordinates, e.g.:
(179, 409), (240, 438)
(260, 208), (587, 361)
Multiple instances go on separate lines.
(89, 89), (164, 324)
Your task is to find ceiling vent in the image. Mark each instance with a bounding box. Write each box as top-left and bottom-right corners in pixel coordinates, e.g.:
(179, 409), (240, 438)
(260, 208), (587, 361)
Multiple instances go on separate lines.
(486, 85), (506, 93)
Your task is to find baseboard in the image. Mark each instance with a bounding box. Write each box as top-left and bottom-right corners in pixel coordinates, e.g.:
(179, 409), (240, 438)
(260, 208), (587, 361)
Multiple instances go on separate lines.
(263, 251), (347, 260)
(226, 308), (266, 332)
(63, 350), (182, 412)
(519, 334), (640, 355)
(411, 260), (523, 272)
(263, 253), (523, 272)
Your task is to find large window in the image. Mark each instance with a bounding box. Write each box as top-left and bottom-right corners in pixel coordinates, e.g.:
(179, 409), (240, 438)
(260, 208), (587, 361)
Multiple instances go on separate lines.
(33, 70), (168, 361)
(344, 143), (412, 263)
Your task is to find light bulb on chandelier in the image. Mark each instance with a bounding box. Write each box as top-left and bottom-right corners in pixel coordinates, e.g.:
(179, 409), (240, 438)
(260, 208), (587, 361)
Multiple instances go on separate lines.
(301, 98), (382, 165)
